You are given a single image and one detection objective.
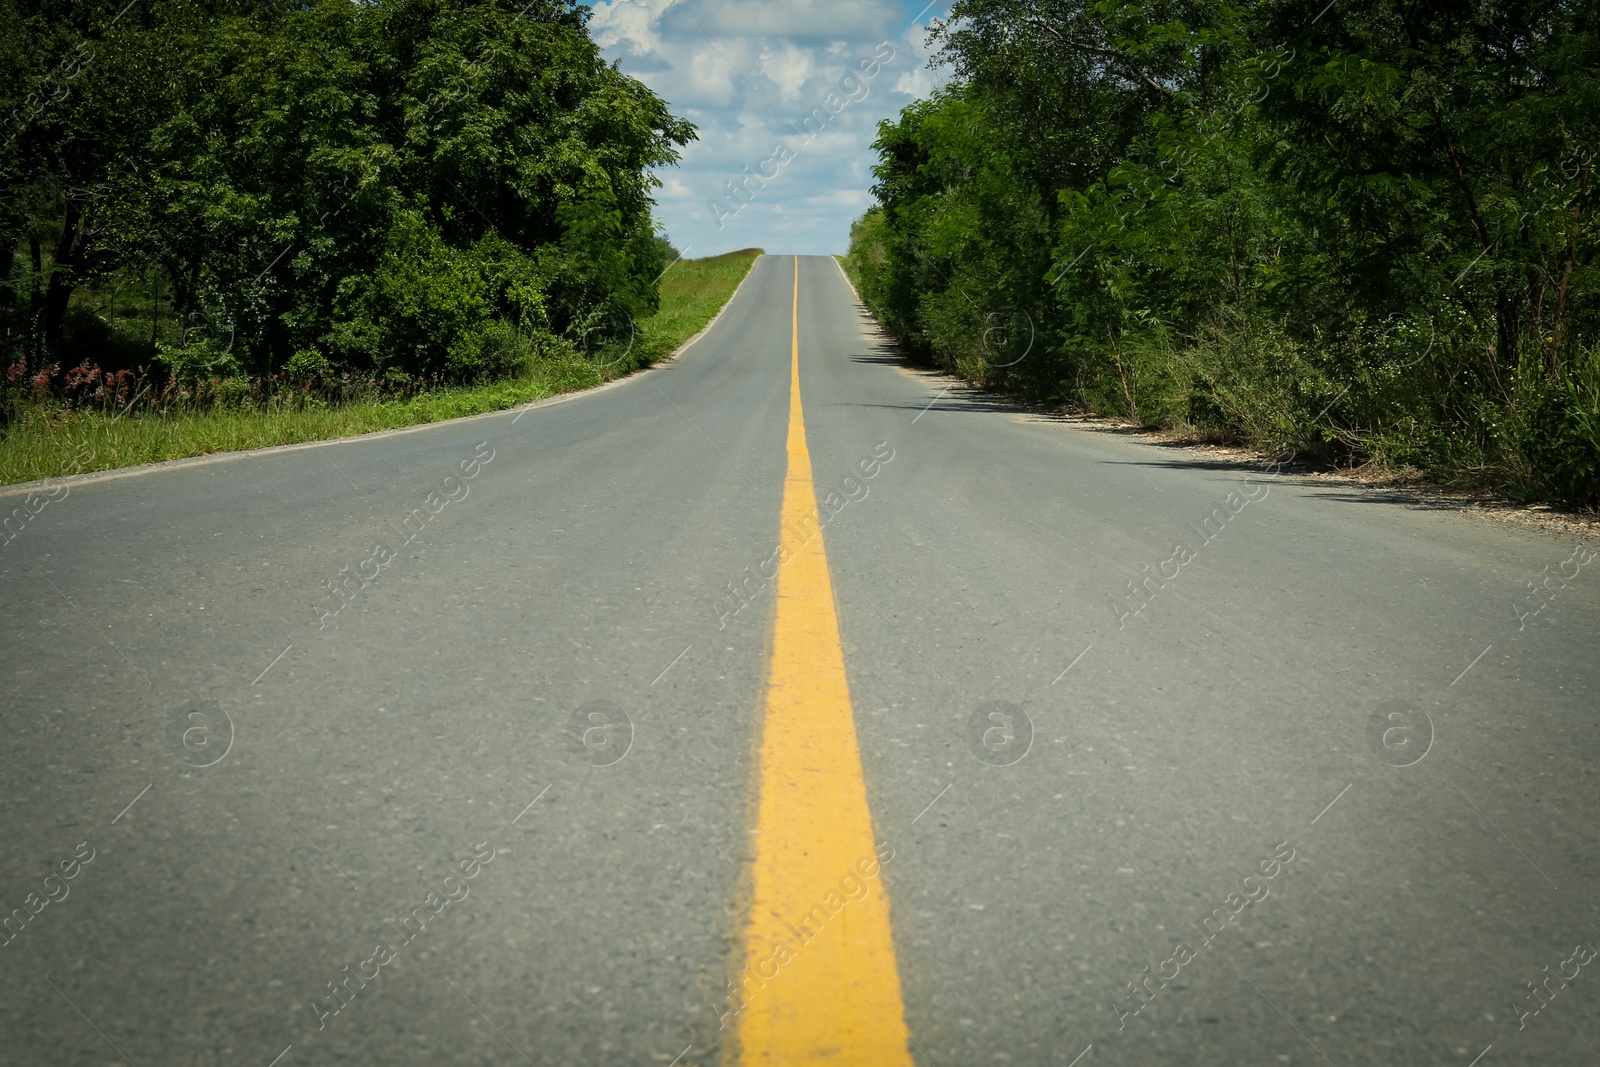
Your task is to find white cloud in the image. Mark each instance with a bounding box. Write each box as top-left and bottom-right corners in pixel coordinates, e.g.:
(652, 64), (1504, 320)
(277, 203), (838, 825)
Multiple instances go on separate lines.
(583, 0), (953, 256)
(685, 43), (741, 105)
(759, 41), (818, 101)
(588, 0), (672, 55)
(894, 68), (937, 98)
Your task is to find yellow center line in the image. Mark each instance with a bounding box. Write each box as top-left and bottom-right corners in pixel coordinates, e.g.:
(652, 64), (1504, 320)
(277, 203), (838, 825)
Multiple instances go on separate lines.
(728, 257), (914, 1065)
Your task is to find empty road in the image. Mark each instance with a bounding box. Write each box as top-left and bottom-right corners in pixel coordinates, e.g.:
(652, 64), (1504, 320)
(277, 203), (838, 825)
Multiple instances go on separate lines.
(2, 254), (1597, 1066)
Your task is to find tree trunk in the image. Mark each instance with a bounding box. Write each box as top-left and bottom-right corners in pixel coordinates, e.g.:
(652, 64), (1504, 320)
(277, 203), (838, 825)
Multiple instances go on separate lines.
(1495, 287), (1518, 376)
(1548, 163), (1589, 375)
(42, 198), (84, 352)
(0, 222), (16, 306)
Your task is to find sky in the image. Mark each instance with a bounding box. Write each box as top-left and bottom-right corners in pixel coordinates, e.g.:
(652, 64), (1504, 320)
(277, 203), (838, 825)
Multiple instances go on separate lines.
(581, 0), (955, 257)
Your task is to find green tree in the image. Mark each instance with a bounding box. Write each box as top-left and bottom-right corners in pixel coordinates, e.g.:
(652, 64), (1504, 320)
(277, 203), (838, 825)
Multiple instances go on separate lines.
(850, 0), (1599, 501)
(0, 0), (695, 384)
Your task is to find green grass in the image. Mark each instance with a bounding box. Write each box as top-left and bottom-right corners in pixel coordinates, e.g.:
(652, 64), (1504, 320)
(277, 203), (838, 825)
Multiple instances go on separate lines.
(0, 249), (762, 486)
(630, 247), (763, 363)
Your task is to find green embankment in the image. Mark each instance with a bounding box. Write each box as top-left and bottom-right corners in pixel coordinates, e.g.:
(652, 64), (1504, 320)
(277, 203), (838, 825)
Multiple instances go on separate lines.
(0, 249), (762, 486)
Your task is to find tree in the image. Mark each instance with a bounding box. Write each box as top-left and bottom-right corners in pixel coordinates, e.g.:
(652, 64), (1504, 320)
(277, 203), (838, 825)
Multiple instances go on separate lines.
(850, 0), (1599, 501)
(0, 0), (696, 382)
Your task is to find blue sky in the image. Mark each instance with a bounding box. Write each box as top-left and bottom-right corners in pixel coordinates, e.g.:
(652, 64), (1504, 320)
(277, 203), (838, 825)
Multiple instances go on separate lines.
(580, 0), (954, 257)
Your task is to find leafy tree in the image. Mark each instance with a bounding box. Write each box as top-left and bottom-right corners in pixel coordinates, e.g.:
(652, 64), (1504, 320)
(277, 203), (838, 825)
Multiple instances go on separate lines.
(851, 0), (1599, 502)
(0, 0), (695, 384)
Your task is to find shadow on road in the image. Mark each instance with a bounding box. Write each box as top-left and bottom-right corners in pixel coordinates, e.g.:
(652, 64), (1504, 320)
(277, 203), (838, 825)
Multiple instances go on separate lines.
(835, 341), (1599, 530)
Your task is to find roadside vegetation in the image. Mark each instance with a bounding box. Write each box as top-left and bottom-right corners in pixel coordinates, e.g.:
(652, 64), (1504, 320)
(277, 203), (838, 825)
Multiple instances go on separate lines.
(0, 248), (761, 484)
(847, 0), (1599, 506)
(0, 0), (718, 484)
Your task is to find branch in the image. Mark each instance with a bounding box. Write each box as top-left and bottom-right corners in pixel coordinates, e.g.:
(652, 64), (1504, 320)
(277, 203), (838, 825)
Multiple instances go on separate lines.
(1018, 13), (1173, 98)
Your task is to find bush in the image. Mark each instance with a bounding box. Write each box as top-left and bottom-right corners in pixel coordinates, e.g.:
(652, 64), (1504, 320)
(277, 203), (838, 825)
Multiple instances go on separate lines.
(155, 337), (244, 383)
(1490, 347), (1600, 505)
(1172, 314), (1337, 453)
(284, 348), (333, 380)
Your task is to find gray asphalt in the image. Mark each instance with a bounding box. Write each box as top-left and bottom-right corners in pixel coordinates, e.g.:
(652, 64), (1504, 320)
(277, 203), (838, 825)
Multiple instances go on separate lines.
(2, 253), (1597, 1067)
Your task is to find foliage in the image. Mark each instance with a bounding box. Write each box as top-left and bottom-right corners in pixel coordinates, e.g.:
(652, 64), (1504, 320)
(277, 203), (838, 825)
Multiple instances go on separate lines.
(0, 0), (694, 398)
(850, 0), (1599, 504)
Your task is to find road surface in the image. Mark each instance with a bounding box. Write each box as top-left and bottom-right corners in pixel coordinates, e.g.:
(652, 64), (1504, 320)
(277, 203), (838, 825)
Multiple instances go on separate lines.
(2, 254), (1597, 1066)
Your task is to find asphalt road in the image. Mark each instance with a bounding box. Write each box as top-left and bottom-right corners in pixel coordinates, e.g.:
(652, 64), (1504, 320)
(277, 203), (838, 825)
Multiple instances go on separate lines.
(2, 253), (1597, 1067)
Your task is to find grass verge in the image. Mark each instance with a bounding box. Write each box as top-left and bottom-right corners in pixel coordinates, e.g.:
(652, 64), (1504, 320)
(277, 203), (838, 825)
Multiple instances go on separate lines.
(0, 249), (763, 486)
